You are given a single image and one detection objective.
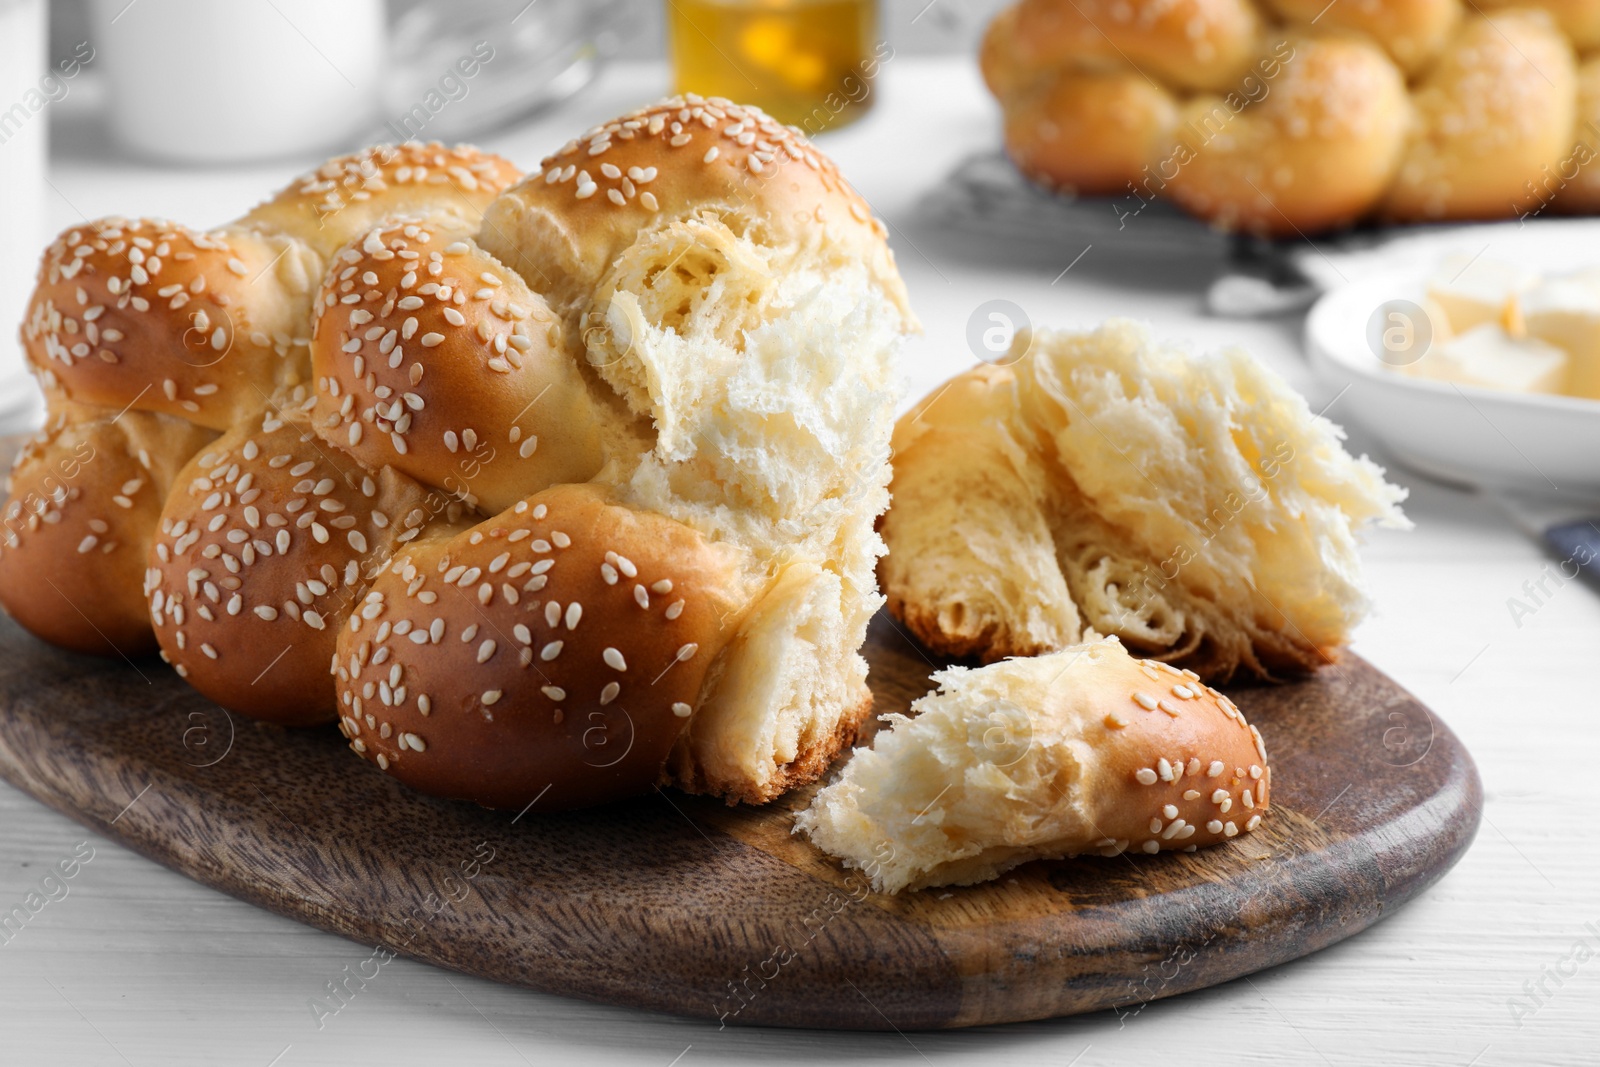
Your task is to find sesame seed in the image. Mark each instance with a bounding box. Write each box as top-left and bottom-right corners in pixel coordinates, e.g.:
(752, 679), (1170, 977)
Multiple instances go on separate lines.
(541, 686), (566, 701)
(603, 647), (626, 671)
(477, 640), (496, 663)
(482, 690), (502, 705)
(1208, 761), (1225, 777)
(540, 641), (563, 661)
(1134, 768), (1158, 785)
(672, 702), (692, 717)
(600, 681), (619, 705)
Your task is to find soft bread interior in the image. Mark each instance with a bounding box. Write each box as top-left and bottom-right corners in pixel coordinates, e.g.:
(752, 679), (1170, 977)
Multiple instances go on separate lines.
(581, 212), (906, 802)
(797, 636), (1273, 893)
(883, 320), (1409, 680)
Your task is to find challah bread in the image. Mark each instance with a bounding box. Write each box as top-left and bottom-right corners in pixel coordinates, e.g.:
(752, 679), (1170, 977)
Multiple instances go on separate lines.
(796, 637), (1271, 894)
(144, 395), (447, 725)
(981, 0), (1265, 98)
(0, 402), (213, 655)
(477, 97), (915, 805)
(1263, 0), (1459, 74)
(3, 98), (913, 810)
(983, 0), (1600, 234)
(1385, 9), (1576, 222)
(308, 216), (615, 516)
(334, 482), (747, 809)
(1481, 0), (1600, 49)
(1165, 33), (1409, 237)
(1, 145), (521, 663)
(880, 320), (1409, 681)
(1556, 54), (1600, 214)
(1002, 70), (1179, 198)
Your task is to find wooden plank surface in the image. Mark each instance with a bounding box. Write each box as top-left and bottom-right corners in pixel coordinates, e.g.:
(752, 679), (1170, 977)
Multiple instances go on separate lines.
(0, 598), (1480, 1029)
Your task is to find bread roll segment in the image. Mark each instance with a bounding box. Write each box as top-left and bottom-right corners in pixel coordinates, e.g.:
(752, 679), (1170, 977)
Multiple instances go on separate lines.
(881, 320), (1409, 682)
(1385, 9), (1577, 222)
(1, 144), (521, 660)
(144, 397), (441, 725)
(0, 403), (214, 655)
(334, 483), (747, 810)
(308, 216), (610, 515)
(796, 637), (1271, 894)
(2, 99), (913, 810)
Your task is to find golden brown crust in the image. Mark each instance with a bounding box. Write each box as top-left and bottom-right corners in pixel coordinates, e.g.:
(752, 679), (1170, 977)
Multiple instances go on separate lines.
(1002, 70), (1179, 197)
(1385, 10), (1577, 222)
(308, 217), (607, 514)
(983, 0), (1600, 233)
(331, 483), (745, 810)
(0, 405), (214, 655)
(1000, 0), (1265, 93)
(1164, 34), (1410, 238)
(477, 95), (910, 322)
(1263, 0), (1461, 73)
(668, 691), (874, 806)
(145, 401), (440, 725)
(796, 639), (1272, 893)
(23, 218), (321, 430)
(242, 143), (522, 260)
(885, 587), (1048, 665)
(1055, 649), (1273, 856)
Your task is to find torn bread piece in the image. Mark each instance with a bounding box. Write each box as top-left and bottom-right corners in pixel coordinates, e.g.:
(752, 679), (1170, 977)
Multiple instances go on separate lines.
(880, 319), (1410, 681)
(795, 637), (1271, 894)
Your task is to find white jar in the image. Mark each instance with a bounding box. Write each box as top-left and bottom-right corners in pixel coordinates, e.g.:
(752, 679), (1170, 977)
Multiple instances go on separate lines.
(90, 0), (384, 163)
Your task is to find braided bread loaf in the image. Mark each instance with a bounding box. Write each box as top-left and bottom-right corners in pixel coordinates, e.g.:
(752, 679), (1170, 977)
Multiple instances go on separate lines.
(984, 0), (1596, 233)
(1, 98), (914, 810)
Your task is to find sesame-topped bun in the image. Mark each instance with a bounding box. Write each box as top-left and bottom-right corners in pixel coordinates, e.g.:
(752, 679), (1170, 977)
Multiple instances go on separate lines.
(796, 638), (1272, 894)
(144, 397), (442, 725)
(309, 217), (611, 514)
(242, 143), (522, 261)
(22, 218), (322, 431)
(4, 101), (912, 812)
(4, 144), (519, 663)
(0, 401), (214, 655)
(333, 482), (747, 810)
(477, 95), (910, 321)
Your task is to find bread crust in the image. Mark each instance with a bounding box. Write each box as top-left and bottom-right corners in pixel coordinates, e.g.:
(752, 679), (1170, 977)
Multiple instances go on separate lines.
(798, 639), (1273, 893)
(983, 0), (1599, 233)
(3, 103), (908, 811)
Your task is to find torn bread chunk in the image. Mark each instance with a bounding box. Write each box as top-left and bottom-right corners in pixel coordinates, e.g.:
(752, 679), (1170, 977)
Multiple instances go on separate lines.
(795, 638), (1271, 894)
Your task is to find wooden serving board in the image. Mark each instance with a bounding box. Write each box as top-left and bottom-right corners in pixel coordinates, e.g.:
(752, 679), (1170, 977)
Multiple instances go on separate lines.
(0, 598), (1480, 1030)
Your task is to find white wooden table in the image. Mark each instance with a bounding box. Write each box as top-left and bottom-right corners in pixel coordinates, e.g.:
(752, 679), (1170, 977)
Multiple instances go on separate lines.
(2, 58), (1596, 1066)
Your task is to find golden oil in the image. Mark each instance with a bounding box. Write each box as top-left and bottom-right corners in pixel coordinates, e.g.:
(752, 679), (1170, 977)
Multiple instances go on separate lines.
(668, 0), (881, 131)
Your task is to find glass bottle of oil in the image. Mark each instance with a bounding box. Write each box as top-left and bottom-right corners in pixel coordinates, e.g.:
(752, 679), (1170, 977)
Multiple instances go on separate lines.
(667, 0), (882, 132)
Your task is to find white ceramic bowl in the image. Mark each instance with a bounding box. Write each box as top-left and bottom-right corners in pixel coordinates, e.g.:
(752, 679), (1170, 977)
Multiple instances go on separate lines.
(1306, 272), (1600, 493)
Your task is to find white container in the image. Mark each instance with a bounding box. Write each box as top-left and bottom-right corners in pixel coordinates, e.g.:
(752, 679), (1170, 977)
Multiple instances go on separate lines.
(0, 0), (47, 432)
(91, 0), (384, 163)
(1307, 271), (1600, 494)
